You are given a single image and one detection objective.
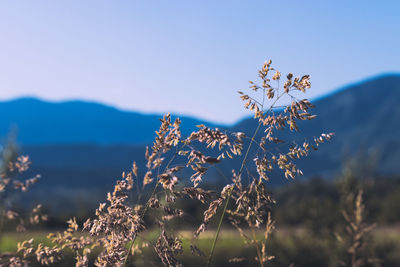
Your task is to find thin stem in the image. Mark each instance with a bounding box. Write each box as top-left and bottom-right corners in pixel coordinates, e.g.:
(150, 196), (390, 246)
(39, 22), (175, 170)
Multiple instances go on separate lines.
(205, 186), (232, 266)
(206, 122), (262, 267)
(123, 143), (186, 266)
(123, 181), (160, 266)
(252, 228), (264, 267)
(207, 87), (286, 266)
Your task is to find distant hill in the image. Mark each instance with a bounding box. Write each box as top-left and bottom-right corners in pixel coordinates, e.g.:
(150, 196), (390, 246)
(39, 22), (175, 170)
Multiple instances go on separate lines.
(0, 98), (222, 145)
(3, 74), (400, 209)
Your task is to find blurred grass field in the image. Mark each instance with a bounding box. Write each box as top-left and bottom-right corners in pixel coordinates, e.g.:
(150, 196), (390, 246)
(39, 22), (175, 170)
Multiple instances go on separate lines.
(1, 226), (399, 267)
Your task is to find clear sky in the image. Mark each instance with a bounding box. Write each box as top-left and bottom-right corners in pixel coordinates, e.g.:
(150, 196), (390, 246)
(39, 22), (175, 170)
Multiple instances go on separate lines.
(0, 1), (399, 124)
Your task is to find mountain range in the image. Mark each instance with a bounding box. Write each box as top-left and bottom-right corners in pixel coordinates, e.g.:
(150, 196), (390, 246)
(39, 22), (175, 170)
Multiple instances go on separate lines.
(1, 74), (400, 209)
(0, 98), (220, 145)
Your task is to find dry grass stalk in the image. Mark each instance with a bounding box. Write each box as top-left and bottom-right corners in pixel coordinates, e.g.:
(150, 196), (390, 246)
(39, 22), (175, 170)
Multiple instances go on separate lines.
(340, 190), (379, 267)
(0, 144), (51, 266)
(7, 59), (333, 267)
(206, 59), (333, 266)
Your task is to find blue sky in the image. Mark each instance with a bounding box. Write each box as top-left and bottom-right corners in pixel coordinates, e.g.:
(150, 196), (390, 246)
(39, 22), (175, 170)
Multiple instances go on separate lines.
(0, 1), (399, 124)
